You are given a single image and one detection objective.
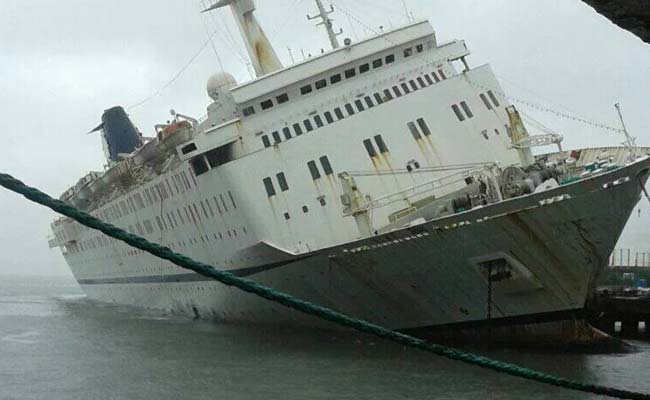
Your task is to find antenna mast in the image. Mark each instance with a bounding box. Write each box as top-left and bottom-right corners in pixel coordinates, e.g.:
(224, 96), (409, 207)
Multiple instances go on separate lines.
(615, 103), (637, 159)
(308, 0), (343, 49)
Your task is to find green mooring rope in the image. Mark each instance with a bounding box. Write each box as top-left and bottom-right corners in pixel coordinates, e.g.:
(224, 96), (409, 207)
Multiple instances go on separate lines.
(1, 172), (647, 400)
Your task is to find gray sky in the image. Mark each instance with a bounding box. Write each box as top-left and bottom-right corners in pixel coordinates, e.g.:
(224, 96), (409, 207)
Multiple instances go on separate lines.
(0, 0), (648, 276)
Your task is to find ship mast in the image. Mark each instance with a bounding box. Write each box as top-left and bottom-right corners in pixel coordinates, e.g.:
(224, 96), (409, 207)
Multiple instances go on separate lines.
(202, 0), (282, 77)
(307, 0), (343, 49)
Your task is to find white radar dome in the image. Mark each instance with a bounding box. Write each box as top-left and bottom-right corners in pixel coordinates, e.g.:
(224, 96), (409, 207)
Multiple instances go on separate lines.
(207, 72), (237, 101)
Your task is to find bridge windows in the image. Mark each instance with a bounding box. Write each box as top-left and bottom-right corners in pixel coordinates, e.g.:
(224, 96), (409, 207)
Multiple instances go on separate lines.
(319, 156), (334, 175)
(263, 177), (276, 197)
(276, 173), (289, 192)
(272, 131), (282, 144)
(452, 104), (466, 121)
(314, 115), (324, 128)
(260, 99), (273, 110)
(242, 106), (255, 117)
(416, 44), (424, 53)
(431, 71), (441, 82)
(480, 93), (493, 110)
(374, 135), (389, 154)
(438, 69), (447, 80)
(315, 79), (327, 90)
(417, 77), (427, 88)
(487, 90), (500, 107)
(363, 139), (377, 158)
(307, 161), (321, 180)
(385, 54), (395, 64)
(383, 89), (393, 101)
(345, 68), (356, 79)
(276, 93), (289, 104)
(300, 84), (313, 95)
(359, 63), (370, 74)
(372, 58), (382, 69)
(189, 156), (209, 176)
(404, 47), (413, 58)
(460, 101), (474, 118)
(330, 73), (342, 84)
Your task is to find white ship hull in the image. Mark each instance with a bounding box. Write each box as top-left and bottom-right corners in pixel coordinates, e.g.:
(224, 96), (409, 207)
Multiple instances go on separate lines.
(71, 155), (650, 333)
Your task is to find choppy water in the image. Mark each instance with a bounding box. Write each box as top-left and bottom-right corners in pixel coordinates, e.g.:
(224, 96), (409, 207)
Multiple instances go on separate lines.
(1, 275), (650, 400)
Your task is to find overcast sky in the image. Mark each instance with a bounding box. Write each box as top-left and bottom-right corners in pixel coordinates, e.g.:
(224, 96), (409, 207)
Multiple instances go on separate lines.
(0, 0), (648, 276)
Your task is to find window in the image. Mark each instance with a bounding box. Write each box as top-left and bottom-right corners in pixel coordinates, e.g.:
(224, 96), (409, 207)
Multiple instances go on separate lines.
(324, 111), (334, 124)
(276, 173), (289, 191)
(315, 79), (327, 89)
(181, 143), (197, 154)
(190, 156), (209, 176)
(334, 107), (345, 120)
(263, 178), (276, 197)
(228, 190), (237, 209)
(293, 123), (303, 136)
(452, 104), (466, 121)
(431, 72), (441, 82)
(416, 44), (424, 53)
(144, 220), (154, 234)
(374, 135), (389, 153)
(262, 135), (271, 148)
(407, 122), (421, 139)
(424, 75), (434, 85)
(363, 139), (377, 157)
(220, 194), (228, 212)
(392, 86), (403, 97)
(359, 63), (370, 74)
(400, 83), (411, 94)
(260, 99), (273, 110)
(307, 161), (321, 180)
(385, 54), (395, 64)
(276, 93), (289, 104)
(314, 115), (324, 128)
(488, 90), (500, 107)
(242, 106), (255, 117)
(155, 216), (164, 231)
(383, 89), (394, 101)
(409, 80), (418, 91)
(345, 68), (356, 79)
(438, 69), (447, 79)
(330, 74), (342, 84)
(354, 99), (365, 112)
(272, 131), (282, 144)
(282, 127), (292, 140)
(417, 77), (426, 88)
(345, 103), (355, 116)
(460, 101), (474, 118)
(372, 58), (382, 68)
(373, 93), (384, 104)
(304, 119), (314, 132)
(480, 94), (493, 110)
(404, 47), (413, 57)
(320, 156), (334, 175)
(205, 142), (234, 169)
(416, 118), (432, 136)
(364, 96), (374, 108)
(301, 85), (313, 95)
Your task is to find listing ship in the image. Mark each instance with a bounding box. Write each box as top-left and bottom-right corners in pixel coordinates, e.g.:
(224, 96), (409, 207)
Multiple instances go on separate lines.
(49, 0), (650, 343)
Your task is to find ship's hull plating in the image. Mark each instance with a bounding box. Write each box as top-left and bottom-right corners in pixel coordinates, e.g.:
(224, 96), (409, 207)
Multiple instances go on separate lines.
(74, 157), (650, 333)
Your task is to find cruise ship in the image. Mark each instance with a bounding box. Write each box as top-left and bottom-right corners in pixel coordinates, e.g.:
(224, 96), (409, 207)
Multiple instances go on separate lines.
(49, 0), (650, 342)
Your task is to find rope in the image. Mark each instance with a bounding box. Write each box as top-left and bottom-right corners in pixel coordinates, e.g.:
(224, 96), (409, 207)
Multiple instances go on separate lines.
(1, 172), (649, 400)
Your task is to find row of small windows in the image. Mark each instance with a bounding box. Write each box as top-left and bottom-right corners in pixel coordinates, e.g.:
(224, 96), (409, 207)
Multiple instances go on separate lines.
(261, 68), (449, 149)
(242, 43), (427, 118)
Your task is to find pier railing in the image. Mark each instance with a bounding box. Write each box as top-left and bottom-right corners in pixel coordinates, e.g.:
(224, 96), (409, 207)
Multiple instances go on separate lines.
(610, 249), (650, 269)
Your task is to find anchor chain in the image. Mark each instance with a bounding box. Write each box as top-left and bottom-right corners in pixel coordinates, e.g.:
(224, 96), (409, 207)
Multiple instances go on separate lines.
(1, 172), (649, 400)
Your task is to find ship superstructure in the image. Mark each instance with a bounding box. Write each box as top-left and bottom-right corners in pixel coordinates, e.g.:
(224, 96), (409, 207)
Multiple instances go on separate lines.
(49, 1), (650, 341)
